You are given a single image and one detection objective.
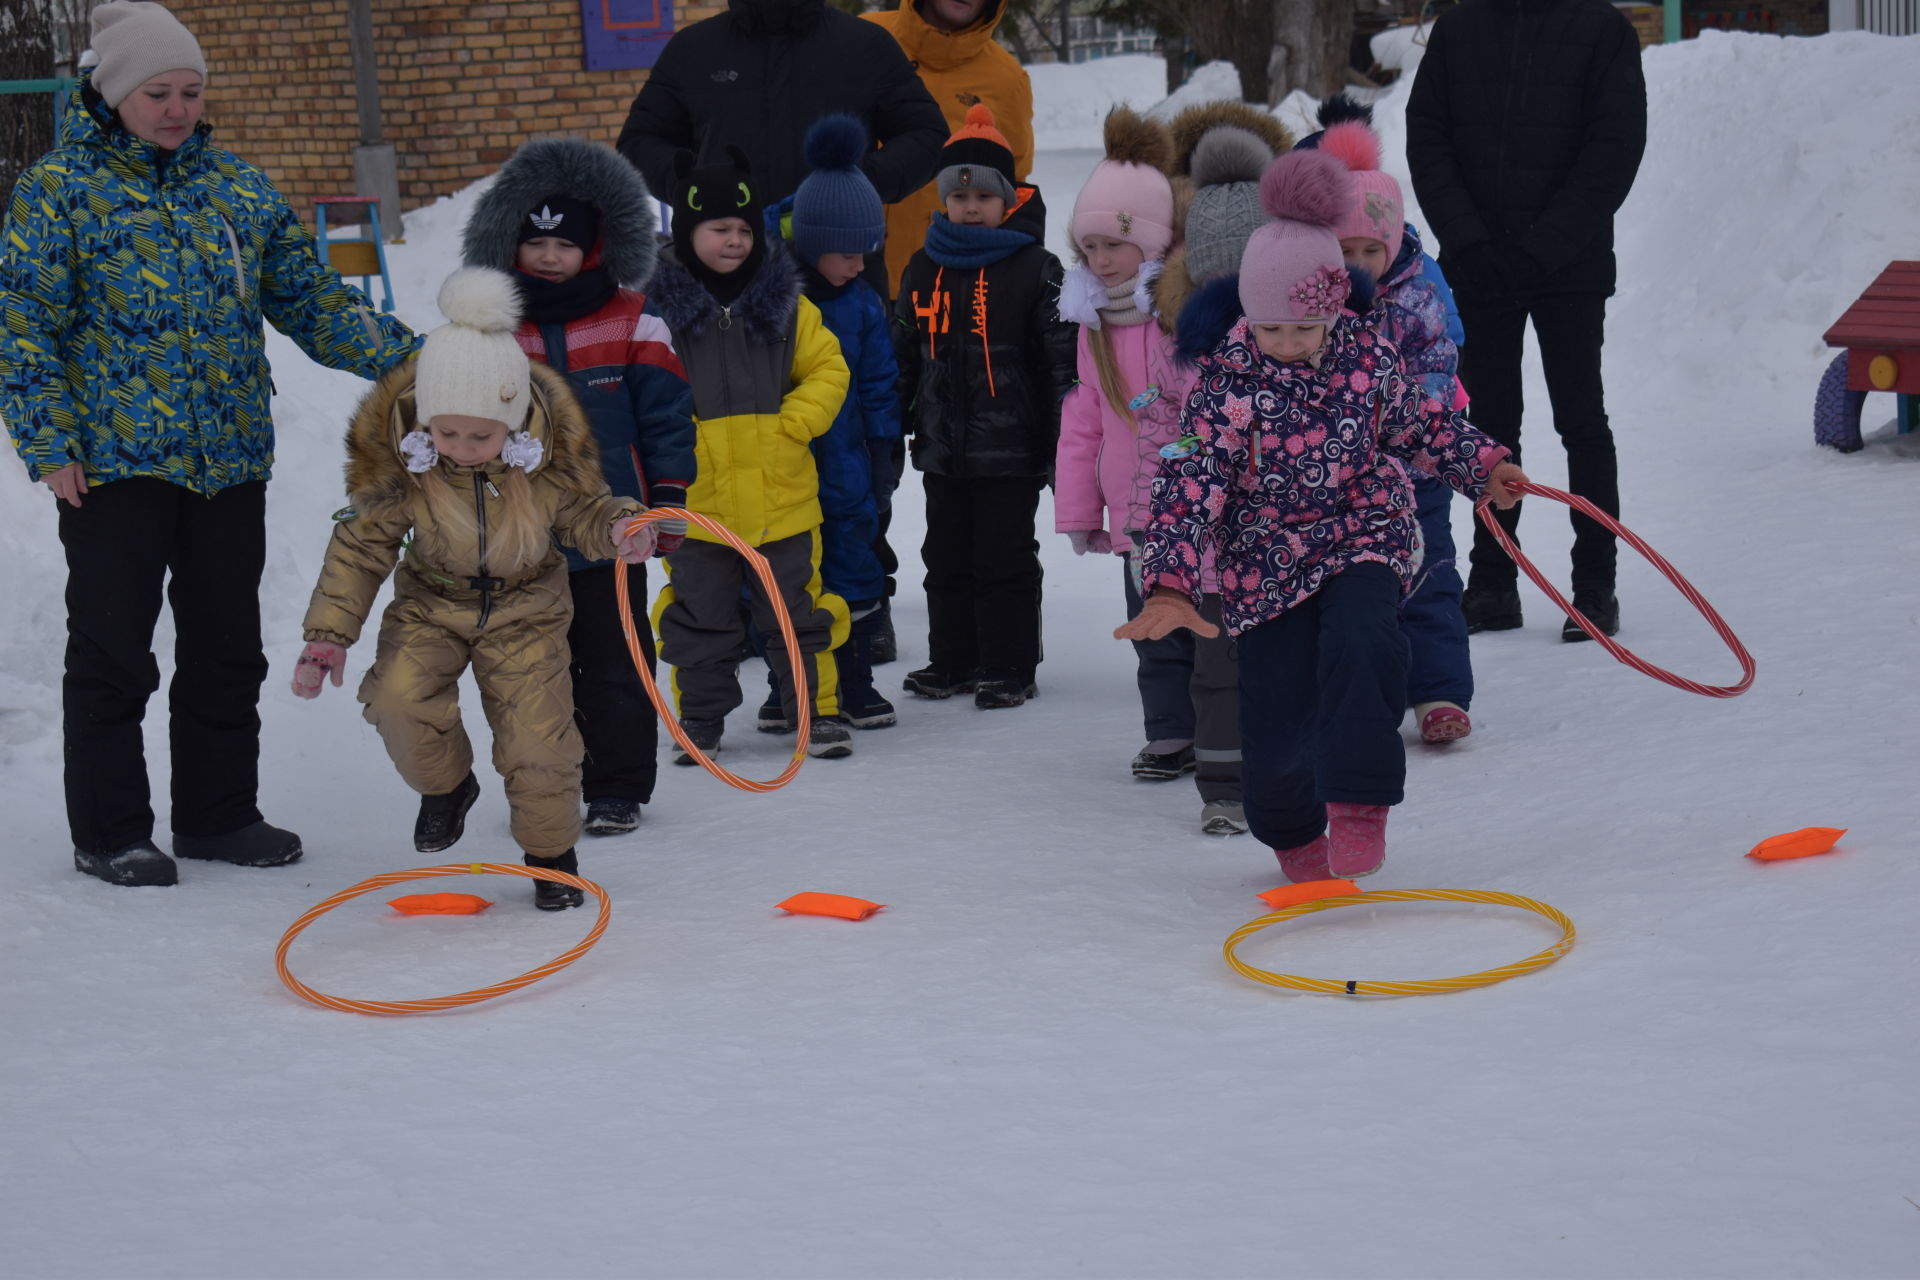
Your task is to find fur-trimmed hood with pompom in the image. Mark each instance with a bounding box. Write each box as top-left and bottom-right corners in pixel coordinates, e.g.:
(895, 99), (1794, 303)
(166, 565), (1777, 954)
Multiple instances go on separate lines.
(461, 137), (659, 290)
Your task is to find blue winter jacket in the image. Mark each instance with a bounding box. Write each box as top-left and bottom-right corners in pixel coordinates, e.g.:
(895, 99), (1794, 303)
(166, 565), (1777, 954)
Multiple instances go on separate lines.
(0, 77), (417, 492)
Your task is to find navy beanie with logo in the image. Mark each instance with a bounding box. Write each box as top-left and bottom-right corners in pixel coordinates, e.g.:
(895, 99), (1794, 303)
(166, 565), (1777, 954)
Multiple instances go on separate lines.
(789, 114), (885, 266)
(517, 194), (600, 251)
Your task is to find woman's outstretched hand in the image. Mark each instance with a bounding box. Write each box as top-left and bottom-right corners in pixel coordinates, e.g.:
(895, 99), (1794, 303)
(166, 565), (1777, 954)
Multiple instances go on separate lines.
(1485, 461), (1531, 510)
(291, 642), (347, 699)
(42, 462), (87, 508)
(1114, 588), (1220, 642)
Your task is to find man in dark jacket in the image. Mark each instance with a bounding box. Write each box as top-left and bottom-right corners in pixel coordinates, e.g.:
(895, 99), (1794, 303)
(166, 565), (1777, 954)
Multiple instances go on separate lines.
(1405, 0), (1646, 641)
(616, 0), (948, 302)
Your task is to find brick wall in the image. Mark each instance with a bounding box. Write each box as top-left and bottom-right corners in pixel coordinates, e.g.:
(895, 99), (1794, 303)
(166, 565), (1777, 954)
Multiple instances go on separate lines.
(165, 0), (727, 225)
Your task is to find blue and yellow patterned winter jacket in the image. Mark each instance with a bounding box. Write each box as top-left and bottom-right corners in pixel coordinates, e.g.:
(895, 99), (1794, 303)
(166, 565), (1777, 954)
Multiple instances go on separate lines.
(0, 78), (418, 493)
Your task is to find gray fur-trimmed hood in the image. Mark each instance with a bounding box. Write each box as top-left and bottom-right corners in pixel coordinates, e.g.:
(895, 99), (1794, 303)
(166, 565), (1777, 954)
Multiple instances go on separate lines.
(462, 138), (659, 290)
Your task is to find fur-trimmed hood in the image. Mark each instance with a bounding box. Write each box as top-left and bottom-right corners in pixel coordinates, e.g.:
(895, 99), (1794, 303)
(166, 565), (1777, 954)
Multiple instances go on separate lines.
(341, 359), (608, 512)
(646, 238), (802, 344)
(462, 138), (659, 290)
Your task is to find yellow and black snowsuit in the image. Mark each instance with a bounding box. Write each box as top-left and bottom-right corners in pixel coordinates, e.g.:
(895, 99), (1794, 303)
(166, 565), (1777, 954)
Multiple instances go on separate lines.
(302, 362), (641, 857)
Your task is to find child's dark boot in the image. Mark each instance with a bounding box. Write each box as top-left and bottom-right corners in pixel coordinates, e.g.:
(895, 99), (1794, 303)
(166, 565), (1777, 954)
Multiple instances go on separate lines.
(974, 672), (1037, 709)
(673, 718), (724, 765)
(414, 773), (480, 853)
(902, 667), (978, 699)
(524, 849), (584, 911)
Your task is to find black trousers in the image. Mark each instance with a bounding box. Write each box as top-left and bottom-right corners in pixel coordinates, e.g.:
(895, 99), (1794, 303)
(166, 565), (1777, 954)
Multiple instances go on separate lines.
(1237, 565), (1408, 853)
(920, 472), (1044, 681)
(58, 477), (268, 853)
(567, 562), (657, 804)
(1458, 290), (1619, 595)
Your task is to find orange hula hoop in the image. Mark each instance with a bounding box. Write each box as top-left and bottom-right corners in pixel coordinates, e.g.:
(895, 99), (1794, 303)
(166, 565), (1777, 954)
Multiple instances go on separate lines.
(1478, 480), (1756, 698)
(275, 862), (611, 1015)
(617, 509), (809, 791)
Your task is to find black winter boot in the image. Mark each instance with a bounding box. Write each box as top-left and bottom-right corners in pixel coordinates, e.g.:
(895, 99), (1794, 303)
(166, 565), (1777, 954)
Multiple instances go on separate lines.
(1562, 592), (1620, 643)
(869, 604), (898, 665)
(414, 773), (480, 853)
(1463, 583), (1523, 633)
(524, 849), (584, 911)
(173, 820), (303, 867)
(74, 840), (177, 887)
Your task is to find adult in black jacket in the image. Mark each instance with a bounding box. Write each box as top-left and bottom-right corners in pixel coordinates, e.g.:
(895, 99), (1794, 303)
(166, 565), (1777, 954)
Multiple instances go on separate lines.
(1405, 0), (1646, 640)
(616, 0), (948, 300)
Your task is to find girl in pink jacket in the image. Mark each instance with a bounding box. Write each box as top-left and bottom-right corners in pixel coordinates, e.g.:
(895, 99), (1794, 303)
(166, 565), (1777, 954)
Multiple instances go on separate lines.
(1054, 109), (1244, 837)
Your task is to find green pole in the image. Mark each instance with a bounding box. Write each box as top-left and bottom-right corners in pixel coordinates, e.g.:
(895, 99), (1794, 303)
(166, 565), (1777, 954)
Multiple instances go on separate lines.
(1665, 0), (1682, 42)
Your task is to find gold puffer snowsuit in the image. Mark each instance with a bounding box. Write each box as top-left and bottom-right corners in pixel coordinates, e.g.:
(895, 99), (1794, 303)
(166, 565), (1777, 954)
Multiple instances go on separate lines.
(302, 361), (641, 858)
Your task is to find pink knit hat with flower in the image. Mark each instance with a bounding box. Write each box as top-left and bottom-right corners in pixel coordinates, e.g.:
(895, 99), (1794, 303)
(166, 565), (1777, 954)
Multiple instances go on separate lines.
(1069, 107), (1177, 261)
(1319, 121), (1404, 264)
(1237, 149), (1357, 325)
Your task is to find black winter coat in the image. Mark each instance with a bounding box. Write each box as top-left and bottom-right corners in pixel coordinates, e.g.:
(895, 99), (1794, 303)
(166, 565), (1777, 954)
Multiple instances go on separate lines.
(1404, 0), (1646, 296)
(892, 188), (1076, 480)
(617, 0), (947, 296)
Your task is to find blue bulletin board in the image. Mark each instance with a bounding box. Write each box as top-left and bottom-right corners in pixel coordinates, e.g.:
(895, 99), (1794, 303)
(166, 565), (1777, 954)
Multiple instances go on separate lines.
(580, 0), (676, 71)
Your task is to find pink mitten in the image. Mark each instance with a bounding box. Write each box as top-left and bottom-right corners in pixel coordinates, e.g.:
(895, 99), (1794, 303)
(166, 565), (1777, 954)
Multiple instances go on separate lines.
(291, 641), (347, 699)
(650, 508), (688, 556)
(1067, 529), (1113, 557)
(612, 515), (657, 563)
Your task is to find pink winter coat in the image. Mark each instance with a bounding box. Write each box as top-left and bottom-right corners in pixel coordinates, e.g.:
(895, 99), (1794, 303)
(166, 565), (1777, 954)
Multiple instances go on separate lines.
(1054, 266), (1216, 589)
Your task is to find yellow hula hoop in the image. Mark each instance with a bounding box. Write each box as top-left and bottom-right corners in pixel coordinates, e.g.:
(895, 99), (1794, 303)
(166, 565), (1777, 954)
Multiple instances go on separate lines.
(1223, 888), (1576, 996)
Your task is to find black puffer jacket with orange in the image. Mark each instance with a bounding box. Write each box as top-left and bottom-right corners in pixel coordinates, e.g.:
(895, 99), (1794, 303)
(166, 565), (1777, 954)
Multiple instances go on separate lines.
(890, 185), (1075, 480)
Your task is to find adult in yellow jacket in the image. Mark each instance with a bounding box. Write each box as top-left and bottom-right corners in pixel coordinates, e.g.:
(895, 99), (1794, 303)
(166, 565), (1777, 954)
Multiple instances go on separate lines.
(643, 149), (853, 760)
(864, 0), (1034, 298)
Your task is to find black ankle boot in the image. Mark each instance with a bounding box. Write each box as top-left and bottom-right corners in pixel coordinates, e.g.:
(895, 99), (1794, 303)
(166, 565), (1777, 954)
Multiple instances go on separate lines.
(1562, 592), (1620, 642)
(74, 840), (177, 887)
(173, 820), (303, 867)
(414, 773), (480, 853)
(1463, 583), (1523, 633)
(524, 849), (584, 911)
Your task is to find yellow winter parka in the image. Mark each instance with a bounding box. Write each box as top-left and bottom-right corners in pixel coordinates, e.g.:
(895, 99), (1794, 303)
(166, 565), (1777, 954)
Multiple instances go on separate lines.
(302, 360), (640, 858)
(864, 0), (1034, 294)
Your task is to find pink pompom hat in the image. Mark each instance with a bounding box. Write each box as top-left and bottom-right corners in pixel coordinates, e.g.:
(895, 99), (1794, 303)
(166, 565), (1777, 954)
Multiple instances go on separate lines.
(1319, 121), (1404, 263)
(1237, 149), (1358, 326)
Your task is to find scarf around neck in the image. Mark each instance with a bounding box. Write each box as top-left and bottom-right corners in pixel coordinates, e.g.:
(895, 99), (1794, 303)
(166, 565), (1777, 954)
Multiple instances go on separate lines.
(514, 266), (619, 326)
(923, 214), (1034, 269)
(1099, 274), (1149, 328)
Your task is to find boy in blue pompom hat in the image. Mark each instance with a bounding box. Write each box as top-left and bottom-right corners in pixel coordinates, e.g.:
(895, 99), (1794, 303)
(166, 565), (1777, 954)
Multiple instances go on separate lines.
(757, 114), (903, 732)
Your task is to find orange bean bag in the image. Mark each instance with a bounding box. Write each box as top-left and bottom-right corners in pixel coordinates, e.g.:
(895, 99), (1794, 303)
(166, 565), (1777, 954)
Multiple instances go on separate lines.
(1747, 827), (1846, 861)
(776, 892), (885, 921)
(1257, 879), (1361, 909)
(388, 893), (494, 915)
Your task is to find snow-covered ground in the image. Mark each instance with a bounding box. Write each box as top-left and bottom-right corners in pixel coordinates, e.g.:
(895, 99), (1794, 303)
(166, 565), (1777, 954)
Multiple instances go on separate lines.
(4, 32), (1919, 1280)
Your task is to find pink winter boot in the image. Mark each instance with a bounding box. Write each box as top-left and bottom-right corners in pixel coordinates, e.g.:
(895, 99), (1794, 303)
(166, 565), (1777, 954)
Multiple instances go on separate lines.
(1326, 802), (1389, 877)
(1417, 701), (1472, 744)
(1274, 834), (1331, 883)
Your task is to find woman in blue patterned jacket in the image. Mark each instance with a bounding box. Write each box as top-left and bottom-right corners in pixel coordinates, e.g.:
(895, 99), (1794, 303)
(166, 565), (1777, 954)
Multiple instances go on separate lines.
(0, 2), (418, 888)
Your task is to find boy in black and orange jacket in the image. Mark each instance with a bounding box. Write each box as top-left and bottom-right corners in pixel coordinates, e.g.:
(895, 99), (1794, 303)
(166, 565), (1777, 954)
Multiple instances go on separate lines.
(892, 105), (1076, 709)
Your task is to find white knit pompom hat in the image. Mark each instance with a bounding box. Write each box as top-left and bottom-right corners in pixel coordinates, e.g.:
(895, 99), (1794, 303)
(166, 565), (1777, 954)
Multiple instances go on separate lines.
(415, 268), (530, 431)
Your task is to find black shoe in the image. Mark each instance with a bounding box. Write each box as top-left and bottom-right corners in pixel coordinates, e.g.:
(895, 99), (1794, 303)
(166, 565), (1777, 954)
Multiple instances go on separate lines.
(1463, 583), (1523, 633)
(756, 694), (793, 734)
(1562, 592), (1620, 643)
(902, 666), (978, 699)
(869, 610), (898, 665)
(1131, 744), (1196, 781)
(524, 849), (584, 911)
(414, 773), (480, 853)
(974, 677), (1037, 709)
(74, 840), (177, 887)
(807, 716), (855, 758)
(844, 694), (897, 729)
(673, 718), (724, 766)
(173, 820), (303, 867)
(583, 797), (640, 836)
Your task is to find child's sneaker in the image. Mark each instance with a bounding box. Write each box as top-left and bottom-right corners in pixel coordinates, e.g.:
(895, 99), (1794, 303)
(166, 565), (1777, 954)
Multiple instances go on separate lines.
(673, 718), (724, 766)
(1131, 742), (1196, 780)
(1200, 801), (1249, 836)
(414, 772), (480, 853)
(583, 797), (640, 836)
(973, 676), (1036, 709)
(902, 667), (977, 699)
(524, 849), (584, 911)
(844, 695), (897, 729)
(756, 692), (793, 734)
(1416, 702), (1472, 744)
(1274, 834), (1331, 883)
(807, 716), (854, 758)
(1326, 802), (1389, 877)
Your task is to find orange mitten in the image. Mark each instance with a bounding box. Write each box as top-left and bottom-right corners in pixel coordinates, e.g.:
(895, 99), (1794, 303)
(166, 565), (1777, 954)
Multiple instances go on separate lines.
(1747, 827), (1846, 861)
(776, 892), (885, 921)
(389, 893), (494, 915)
(1257, 879), (1362, 909)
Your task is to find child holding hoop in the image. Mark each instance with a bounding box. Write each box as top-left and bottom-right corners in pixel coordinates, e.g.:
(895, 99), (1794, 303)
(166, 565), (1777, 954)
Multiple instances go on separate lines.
(293, 269), (656, 911)
(1120, 151), (1527, 883)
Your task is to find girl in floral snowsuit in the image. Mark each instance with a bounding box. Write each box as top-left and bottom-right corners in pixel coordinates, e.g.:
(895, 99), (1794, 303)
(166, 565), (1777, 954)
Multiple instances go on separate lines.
(1122, 150), (1527, 883)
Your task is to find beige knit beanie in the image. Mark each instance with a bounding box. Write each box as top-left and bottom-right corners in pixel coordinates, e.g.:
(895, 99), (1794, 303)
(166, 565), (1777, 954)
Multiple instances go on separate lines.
(414, 269), (531, 432)
(88, 2), (207, 109)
